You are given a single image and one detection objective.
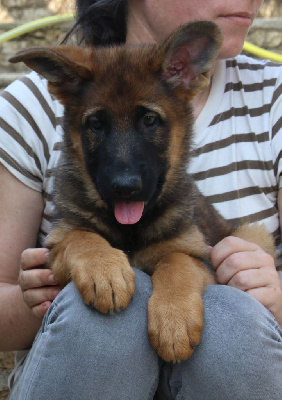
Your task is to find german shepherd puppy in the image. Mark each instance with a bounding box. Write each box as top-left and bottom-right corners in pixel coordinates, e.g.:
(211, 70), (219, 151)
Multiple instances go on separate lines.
(10, 21), (275, 363)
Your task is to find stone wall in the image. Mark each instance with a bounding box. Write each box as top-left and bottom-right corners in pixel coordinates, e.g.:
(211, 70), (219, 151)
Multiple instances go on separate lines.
(248, 17), (282, 54)
(258, 0), (282, 17)
(0, 0), (74, 88)
(0, 0), (74, 21)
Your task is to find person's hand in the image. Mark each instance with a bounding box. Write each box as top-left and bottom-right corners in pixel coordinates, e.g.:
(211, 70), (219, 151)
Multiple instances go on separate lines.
(210, 236), (282, 327)
(19, 248), (61, 318)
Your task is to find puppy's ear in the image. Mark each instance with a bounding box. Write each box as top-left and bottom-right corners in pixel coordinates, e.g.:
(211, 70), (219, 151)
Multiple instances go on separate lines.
(9, 46), (92, 103)
(159, 21), (223, 92)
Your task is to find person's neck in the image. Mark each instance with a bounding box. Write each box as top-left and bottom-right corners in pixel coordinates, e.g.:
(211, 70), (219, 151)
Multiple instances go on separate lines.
(126, 7), (156, 44)
(192, 78), (212, 120)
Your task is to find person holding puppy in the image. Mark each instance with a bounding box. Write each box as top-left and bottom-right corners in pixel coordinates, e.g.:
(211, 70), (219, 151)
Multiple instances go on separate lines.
(0, 0), (282, 399)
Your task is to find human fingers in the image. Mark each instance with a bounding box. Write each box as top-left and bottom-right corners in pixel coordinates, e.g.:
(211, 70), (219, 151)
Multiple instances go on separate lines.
(227, 264), (278, 292)
(246, 283), (282, 326)
(23, 285), (61, 311)
(20, 248), (49, 270)
(209, 236), (282, 325)
(214, 248), (274, 285)
(19, 267), (58, 292)
(19, 247), (61, 317)
(210, 236), (260, 271)
(19, 268), (61, 317)
(32, 301), (53, 319)
(19, 247), (58, 291)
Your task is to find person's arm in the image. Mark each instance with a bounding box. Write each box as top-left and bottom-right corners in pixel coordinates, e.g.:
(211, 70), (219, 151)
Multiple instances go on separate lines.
(278, 189), (282, 241)
(278, 188), (282, 273)
(0, 164), (59, 351)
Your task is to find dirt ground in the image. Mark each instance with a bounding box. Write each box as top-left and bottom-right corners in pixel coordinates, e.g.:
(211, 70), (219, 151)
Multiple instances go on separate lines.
(0, 352), (14, 399)
(0, 389), (9, 400)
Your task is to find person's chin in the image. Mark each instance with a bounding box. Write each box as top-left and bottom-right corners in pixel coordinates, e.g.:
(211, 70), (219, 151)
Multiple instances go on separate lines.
(218, 38), (247, 59)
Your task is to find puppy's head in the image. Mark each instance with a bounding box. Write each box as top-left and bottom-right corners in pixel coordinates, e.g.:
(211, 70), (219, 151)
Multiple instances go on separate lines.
(10, 21), (222, 225)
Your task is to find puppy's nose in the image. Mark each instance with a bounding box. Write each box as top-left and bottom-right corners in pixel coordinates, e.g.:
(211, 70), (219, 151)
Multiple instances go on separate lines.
(111, 174), (142, 198)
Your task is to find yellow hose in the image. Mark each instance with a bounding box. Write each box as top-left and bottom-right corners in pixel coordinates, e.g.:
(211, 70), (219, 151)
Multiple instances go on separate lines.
(0, 14), (281, 63)
(243, 41), (282, 63)
(0, 14), (74, 45)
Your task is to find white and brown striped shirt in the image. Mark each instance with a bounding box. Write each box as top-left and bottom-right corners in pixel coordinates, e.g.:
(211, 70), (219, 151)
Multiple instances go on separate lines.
(0, 55), (282, 258)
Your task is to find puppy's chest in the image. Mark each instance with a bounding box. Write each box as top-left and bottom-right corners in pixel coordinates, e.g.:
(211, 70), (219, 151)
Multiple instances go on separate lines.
(109, 225), (148, 255)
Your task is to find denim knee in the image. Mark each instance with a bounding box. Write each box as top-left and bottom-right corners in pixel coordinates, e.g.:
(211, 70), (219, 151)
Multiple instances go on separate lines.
(198, 285), (282, 376)
(9, 268), (159, 400)
(169, 285), (282, 400)
(202, 284), (282, 349)
(39, 267), (155, 362)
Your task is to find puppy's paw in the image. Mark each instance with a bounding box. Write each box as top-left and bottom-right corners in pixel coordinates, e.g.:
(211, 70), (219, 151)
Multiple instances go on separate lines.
(148, 292), (203, 362)
(72, 248), (135, 313)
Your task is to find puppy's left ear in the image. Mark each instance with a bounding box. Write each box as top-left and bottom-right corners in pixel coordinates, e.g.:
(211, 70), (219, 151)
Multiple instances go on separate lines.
(159, 21), (223, 92)
(9, 46), (92, 104)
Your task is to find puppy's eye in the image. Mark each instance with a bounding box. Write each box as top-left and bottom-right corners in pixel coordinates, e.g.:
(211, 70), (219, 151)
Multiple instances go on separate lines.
(89, 116), (104, 132)
(143, 113), (159, 129)
(87, 111), (107, 133)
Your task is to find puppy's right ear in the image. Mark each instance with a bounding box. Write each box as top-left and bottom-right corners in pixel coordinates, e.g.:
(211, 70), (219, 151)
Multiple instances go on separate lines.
(159, 21), (223, 98)
(9, 46), (92, 103)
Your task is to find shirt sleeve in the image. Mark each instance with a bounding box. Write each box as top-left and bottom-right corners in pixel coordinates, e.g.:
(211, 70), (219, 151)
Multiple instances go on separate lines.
(0, 72), (59, 192)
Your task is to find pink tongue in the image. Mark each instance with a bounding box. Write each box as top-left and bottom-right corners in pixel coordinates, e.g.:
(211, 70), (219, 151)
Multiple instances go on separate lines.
(114, 201), (145, 225)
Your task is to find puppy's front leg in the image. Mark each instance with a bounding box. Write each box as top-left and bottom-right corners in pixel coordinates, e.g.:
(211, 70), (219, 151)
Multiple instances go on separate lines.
(148, 252), (214, 362)
(47, 228), (135, 313)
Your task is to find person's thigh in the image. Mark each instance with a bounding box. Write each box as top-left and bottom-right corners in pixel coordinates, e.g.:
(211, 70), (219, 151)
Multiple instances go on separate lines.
(9, 268), (159, 400)
(159, 285), (282, 400)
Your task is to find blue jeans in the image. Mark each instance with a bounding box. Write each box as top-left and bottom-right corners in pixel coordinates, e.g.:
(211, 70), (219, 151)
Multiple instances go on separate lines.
(9, 269), (282, 399)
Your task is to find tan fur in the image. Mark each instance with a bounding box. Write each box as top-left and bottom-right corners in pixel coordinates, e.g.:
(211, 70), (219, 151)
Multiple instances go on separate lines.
(131, 225), (209, 273)
(232, 223), (276, 259)
(148, 253), (214, 362)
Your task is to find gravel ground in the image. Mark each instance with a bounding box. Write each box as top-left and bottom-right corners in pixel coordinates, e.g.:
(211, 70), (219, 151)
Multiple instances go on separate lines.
(0, 352), (14, 399)
(0, 388), (9, 400)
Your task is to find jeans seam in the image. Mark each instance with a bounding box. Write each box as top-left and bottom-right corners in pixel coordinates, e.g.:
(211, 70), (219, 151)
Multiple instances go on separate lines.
(22, 329), (51, 399)
(40, 303), (59, 333)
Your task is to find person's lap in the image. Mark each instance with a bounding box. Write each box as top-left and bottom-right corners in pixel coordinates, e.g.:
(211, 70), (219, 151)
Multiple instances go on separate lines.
(9, 269), (282, 400)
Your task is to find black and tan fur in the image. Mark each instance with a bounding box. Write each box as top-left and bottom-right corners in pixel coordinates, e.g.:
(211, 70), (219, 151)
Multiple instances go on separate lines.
(10, 21), (275, 362)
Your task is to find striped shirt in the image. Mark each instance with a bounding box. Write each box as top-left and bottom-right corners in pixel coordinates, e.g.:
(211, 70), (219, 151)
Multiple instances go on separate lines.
(190, 56), (282, 260)
(0, 55), (282, 259)
(0, 72), (64, 246)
